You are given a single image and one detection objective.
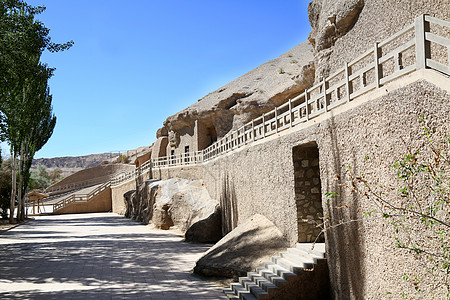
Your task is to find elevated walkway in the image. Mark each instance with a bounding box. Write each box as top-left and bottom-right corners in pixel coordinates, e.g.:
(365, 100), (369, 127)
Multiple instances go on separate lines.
(110, 14), (449, 179)
(51, 182), (111, 214)
(44, 16), (450, 219)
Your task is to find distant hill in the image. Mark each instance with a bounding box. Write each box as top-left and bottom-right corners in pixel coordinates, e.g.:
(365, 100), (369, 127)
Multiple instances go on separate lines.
(33, 153), (116, 169)
(32, 153), (117, 177)
(32, 146), (151, 177)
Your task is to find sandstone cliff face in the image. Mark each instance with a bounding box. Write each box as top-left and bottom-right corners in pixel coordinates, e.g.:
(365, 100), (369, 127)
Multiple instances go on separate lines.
(125, 178), (220, 236)
(158, 0), (449, 144)
(159, 41), (315, 139)
(308, 0), (449, 81)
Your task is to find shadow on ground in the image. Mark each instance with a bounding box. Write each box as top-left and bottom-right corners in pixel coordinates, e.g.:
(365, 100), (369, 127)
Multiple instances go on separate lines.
(0, 213), (225, 300)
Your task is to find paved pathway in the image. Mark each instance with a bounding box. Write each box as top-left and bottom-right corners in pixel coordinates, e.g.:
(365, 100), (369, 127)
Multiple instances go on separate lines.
(0, 213), (227, 299)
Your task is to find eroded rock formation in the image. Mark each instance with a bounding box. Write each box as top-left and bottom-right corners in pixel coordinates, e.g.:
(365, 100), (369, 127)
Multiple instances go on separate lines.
(308, 0), (364, 80)
(158, 41), (315, 141)
(124, 178), (221, 241)
(307, 0), (449, 81)
(194, 214), (288, 279)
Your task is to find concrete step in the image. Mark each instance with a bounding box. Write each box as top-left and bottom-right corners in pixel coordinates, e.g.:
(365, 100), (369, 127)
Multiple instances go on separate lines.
(287, 247), (326, 264)
(247, 271), (278, 292)
(264, 262), (296, 280)
(255, 266), (288, 287)
(296, 243), (326, 258)
(230, 283), (258, 300)
(239, 277), (269, 300)
(271, 256), (308, 274)
(224, 244), (328, 300)
(223, 288), (240, 299)
(280, 252), (314, 269)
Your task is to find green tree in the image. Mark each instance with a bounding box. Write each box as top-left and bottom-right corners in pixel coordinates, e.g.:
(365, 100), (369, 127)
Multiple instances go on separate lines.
(29, 164), (63, 191)
(0, 159), (12, 219)
(15, 63), (56, 221)
(0, 0), (72, 223)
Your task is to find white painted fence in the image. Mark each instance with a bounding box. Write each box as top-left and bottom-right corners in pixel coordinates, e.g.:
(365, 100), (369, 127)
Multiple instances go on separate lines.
(52, 181), (111, 212)
(109, 15), (449, 185)
(51, 15), (449, 212)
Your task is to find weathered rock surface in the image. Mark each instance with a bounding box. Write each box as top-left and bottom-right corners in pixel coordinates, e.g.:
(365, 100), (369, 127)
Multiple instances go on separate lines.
(124, 178), (220, 235)
(194, 214), (288, 279)
(185, 206), (222, 243)
(308, 0), (449, 81)
(308, 0), (364, 53)
(159, 41), (315, 139)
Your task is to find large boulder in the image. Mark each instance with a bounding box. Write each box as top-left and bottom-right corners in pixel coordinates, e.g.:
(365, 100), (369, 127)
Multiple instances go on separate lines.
(194, 214), (288, 279)
(125, 178), (220, 236)
(152, 178), (218, 231)
(185, 205), (222, 243)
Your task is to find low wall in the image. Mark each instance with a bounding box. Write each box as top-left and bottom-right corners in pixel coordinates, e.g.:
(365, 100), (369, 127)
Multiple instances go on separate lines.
(47, 163), (135, 194)
(111, 180), (137, 215)
(54, 187), (112, 214)
(150, 72), (449, 299)
(111, 169), (152, 215)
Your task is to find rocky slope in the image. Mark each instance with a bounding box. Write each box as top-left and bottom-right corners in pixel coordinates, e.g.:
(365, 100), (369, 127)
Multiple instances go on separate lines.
(33, 153), (115, 170)
(32, 145), (151, 177)
(159, 41), (315, 139)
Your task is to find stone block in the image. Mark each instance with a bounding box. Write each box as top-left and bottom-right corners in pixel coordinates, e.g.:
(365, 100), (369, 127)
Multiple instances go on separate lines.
(306, 169), (315, 178)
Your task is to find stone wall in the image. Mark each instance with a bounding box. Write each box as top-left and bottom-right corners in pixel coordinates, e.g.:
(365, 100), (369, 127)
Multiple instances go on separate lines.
(54, 188), (112, 214)
(292, 143), (323, 243)
(47, 163), (134, 193)
(151, 136), (168, 159)
(150, 74), (449, 299)
(111, 179), (137, 215)
(308, 0), (449, 81)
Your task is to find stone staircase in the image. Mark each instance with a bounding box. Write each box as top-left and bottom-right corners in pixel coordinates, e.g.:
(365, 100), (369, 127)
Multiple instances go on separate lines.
(223, 243), (330, 300)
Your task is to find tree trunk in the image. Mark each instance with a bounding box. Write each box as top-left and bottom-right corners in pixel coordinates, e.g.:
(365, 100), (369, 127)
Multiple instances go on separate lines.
(17, 145), (24, 222)
(9, 153), (17, 224)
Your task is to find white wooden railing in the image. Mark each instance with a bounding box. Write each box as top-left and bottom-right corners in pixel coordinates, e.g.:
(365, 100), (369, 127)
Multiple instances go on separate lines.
(107, 14), (449, 185)
(52, 181), (111, 212)
(45, 173), (113, 194)
(110, 160), (152, 186)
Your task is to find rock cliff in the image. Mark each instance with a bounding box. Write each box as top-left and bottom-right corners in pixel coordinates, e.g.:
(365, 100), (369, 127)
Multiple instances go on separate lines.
(308, 0), (449, 81)
(159, 41), (315, 139)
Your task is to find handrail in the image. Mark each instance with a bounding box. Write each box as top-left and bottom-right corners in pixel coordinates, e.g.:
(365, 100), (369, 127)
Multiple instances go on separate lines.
(195, 14), (448, 163)
(52, 181), (111, 212)
(107, 14), (449, 185)
(45, 173), (112, 194)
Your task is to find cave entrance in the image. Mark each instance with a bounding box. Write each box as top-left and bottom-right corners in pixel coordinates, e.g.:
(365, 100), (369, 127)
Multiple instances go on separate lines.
(292, 142), (324, 243)
(206, 126), (217, 146)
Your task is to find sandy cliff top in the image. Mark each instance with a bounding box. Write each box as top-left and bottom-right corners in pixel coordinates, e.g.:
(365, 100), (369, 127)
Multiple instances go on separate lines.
(161, 41), (315, 138)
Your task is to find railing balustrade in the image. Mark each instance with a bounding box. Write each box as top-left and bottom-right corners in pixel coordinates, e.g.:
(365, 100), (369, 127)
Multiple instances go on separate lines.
(108, 15), (449, 184)
(52, 181), (111, 212)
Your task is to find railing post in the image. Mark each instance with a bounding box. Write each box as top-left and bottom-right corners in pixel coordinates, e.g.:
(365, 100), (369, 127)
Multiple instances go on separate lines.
(374, 42), (381, 88)
(252, 120), (255, 141)
(323, 78), (328, 112)
(262, 114), (266, 138)
(305, 89), (309, 120)
(288, 98), (293, 128)
(345, 62), (350, 102)
(275, 108), (279, 133)
(415, 14), (430, 70)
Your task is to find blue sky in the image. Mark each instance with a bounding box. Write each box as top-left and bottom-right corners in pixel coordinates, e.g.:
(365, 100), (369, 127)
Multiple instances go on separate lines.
(16, 0), (312, 158)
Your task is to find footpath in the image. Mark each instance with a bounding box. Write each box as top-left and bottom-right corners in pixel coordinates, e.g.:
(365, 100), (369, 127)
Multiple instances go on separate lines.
(0, 213), (226, 299)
